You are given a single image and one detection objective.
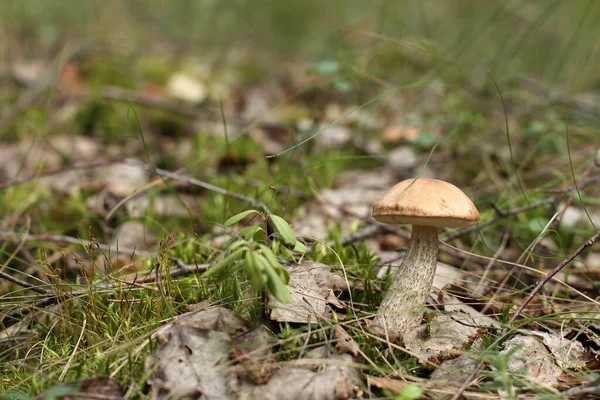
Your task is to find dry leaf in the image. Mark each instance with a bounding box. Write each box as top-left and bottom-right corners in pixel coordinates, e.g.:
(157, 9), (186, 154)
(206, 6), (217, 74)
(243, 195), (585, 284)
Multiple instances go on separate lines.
(366, 375), (409, 394)
(234, 346), (361, 400)
(403, 292), (499, 362)
(112, 221), (156, 251)
(314, 125), (351, 150)
(334, 325), (360, 357)
(523, 330), (588, 369)
(499, 335), (562, 388)
(269, 263), (344, 323)
(145, 305), (272, 399)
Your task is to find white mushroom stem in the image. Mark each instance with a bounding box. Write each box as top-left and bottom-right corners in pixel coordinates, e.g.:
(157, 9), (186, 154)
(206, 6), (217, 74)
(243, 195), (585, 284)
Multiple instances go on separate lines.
(374, 224), (438, 337)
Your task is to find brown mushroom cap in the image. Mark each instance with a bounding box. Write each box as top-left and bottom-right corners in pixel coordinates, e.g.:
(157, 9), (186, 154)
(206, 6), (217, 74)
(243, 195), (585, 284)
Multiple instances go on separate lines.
(372, 178), (480, 228)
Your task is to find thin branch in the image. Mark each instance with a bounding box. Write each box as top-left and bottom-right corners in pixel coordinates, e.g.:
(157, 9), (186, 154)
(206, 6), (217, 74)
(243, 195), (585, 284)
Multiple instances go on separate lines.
(0, 231), (151, 257)
(123, 159), (272, 214)
(0, 271), (52, 295)
(443, 174), (600, 242)
(0, 158), (273, 215)
(0, 158), (123, 190)
(450, 230), (600, 400)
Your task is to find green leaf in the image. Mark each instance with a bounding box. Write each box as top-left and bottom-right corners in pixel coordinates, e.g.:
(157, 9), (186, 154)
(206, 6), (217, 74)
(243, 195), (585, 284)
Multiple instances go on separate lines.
(292, 240), (307, 253)
(263, 262), (292, 303)
(396, 384), (423, 400)
(224, 210), (261, 227)
(268, 214), (296, 245)
(238, 225), (264, 241)
(245, 251), (267, 290)
(203, 248), (246, 279)
(259, 244), (290, 284)
(275, 264), (290, 284)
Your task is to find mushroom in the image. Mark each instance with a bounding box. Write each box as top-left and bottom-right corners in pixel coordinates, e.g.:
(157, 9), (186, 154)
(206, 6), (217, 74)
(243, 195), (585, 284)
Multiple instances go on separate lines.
(371, 178), (480, 338)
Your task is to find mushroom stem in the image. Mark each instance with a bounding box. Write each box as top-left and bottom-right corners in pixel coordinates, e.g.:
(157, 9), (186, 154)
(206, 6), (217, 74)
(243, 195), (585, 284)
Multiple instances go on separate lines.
(374, 224), (438, 337)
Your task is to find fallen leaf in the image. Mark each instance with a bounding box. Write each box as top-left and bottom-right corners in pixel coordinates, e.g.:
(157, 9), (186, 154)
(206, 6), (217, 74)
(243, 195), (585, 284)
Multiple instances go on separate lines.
(366, 375), (409, 395)
(334, 325), (360, 357)
(269, 263), (344, 323)
(314, 125), (351, 150)
(523, 330), (589, 369)
(234, 346), (361, 400)
(403, 292), (499, 362)
(498, 335), (562, 388)
(112, 221), (156, 251)
(145, 305), (272, 399)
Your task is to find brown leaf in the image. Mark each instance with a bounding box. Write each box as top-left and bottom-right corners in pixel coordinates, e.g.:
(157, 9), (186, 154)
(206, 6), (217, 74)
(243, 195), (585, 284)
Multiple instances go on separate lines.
(145, 306), (273, 399)
(334, 325), (360, 357)
(269, 263), (345, 323)
(366, 375), (408, 395)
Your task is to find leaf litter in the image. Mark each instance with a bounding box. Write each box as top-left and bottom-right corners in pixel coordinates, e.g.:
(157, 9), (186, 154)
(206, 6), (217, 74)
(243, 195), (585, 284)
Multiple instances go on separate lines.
(145, 303), (361, 400)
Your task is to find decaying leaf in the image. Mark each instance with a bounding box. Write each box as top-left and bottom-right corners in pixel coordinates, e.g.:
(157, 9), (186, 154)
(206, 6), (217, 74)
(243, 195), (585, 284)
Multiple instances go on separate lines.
(498, 335), (563, 388)
(293, 169), (394, 241)
(366, 375), (409, 394)
(334, 325), (360, 357)
(234, 346), (361, 400)
(269, 263), (344, 323)
(403, 292), (499, 362)
(112, 221), (156, 251)
(430, 354), (479, 384)
(145, 305), (272, 399)
(519, 330), (588, 369)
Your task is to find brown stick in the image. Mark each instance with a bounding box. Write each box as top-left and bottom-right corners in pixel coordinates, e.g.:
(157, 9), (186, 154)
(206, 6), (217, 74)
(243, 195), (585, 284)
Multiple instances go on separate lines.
(443, 174), (600, 242)
(0, 271), (53, 295)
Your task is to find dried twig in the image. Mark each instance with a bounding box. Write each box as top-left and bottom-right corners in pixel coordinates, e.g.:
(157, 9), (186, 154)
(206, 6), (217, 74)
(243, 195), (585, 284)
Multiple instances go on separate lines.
(443, 174), (600, 242)
(0, 158), (272, 215)
(0, 230), (151, 257)
(0, 158), (122, 189)
(450, 230), (600, 400)
(0, 271), (52, 295)
(123, 159), (272, 214)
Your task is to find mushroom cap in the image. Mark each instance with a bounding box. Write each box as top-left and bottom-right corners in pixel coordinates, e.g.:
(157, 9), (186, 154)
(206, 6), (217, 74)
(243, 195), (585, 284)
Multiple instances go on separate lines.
(372, 178), (480, 228)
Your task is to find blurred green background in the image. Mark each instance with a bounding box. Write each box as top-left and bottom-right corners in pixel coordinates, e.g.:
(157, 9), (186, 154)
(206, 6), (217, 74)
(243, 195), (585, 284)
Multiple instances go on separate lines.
(2, 0), (600, 89)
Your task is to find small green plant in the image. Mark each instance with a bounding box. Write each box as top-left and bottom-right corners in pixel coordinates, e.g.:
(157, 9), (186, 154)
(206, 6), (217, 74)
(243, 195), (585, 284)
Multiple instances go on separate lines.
(393, 384), (423, 400)
(203, 210), (307, 303)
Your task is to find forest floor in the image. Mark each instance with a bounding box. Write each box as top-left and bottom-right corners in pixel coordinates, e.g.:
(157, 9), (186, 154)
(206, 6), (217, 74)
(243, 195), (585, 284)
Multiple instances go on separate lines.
(2, 2), (600, 399)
